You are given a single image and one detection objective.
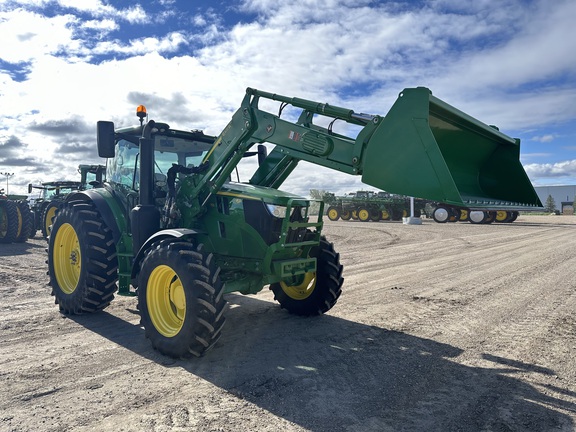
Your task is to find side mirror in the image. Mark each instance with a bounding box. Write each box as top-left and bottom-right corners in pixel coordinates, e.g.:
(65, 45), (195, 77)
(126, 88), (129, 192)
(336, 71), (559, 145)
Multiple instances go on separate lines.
(97, 121), (116, 158)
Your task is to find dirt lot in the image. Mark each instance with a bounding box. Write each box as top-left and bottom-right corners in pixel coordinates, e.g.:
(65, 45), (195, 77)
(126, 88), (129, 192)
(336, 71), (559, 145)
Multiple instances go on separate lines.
(1, 215), (575, 431)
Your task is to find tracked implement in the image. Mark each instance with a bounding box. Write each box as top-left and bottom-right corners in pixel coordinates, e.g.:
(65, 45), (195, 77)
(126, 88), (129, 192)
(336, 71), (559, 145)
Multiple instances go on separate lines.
(47, 87), (540, 358)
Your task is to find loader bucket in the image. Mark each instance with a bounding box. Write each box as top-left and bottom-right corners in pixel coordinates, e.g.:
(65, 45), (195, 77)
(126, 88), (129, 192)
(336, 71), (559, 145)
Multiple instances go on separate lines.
(361, 87), (542, 209)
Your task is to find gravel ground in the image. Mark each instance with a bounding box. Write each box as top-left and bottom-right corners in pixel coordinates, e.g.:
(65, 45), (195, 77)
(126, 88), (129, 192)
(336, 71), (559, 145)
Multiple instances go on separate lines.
(1, 215), (575, 431)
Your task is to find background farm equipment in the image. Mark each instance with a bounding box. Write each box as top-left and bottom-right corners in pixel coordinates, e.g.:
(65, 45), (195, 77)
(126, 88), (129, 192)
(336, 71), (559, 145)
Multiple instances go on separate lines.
(28, 164), (105, 238)
(0, 193), (34, 243)
(46, 86), (540, 358)
(326, 190), (428, 222)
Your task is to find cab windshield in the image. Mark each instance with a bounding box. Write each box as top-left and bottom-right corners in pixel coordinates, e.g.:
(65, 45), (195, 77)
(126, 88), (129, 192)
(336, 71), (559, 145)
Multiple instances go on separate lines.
(106, 135), (212, 191)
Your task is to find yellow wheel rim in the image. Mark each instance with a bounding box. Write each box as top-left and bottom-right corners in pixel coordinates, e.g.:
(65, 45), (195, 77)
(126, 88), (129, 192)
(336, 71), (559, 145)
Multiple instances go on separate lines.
(341, 210), (350, 219)
(460, 210), (468, 221)
(328, 209), (338, 220)
(280, 272), (316, 300)
(358, 209), (369, 221)
(45, 206), (57, 235)
(16, 208), (23, 236)
(381, 210), (389, 219)
(147, 265), (186, 337)
(53, 223), (81, 294)
(496, 211), (508, 222)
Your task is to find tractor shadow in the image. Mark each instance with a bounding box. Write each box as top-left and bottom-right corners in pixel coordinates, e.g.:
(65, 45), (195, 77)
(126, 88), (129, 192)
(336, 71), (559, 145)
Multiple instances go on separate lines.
(71, 294), (575, 431)
(0, 238), (46, 256)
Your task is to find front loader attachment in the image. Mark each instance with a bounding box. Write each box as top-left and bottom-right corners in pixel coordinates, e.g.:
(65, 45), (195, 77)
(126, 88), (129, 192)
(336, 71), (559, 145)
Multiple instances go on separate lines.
(361, 87), (542, 209)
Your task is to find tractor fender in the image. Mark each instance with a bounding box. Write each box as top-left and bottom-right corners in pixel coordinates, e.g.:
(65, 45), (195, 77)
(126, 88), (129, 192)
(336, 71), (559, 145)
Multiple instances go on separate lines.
(131, 228), (201, 280)
(65, 190), (124, 243)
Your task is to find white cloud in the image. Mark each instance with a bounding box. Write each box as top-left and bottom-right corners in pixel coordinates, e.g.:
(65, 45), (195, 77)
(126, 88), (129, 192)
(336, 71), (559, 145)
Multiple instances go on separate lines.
(81, 18), (118, 31)
(525, 160), (576, 179)
(0, 9), (77, 63)
(531, 135), (555, 143)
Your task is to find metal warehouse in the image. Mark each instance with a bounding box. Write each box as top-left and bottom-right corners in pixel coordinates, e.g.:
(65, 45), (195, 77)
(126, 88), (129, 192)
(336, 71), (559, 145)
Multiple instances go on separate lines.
(534, 185), (576, 214)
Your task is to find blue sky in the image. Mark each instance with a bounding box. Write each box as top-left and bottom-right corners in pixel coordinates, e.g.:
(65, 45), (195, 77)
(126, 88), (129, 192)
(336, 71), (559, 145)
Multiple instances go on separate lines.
(1, 0), (575, 196)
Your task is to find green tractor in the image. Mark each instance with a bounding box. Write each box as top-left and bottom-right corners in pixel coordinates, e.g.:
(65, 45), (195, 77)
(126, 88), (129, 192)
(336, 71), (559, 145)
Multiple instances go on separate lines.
(47, 87), (541, 358)
(28, 165), (105, 238)
(29, 181), (82, 239)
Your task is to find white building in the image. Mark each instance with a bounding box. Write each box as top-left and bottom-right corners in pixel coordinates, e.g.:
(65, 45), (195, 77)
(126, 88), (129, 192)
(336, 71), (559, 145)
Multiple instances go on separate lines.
(534, 185), (576, 214)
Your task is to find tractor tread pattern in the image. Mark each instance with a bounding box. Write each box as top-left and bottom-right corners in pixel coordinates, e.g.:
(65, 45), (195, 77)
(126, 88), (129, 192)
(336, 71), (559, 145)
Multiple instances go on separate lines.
(270, 236), (343, 316)
(47, 200), (118, 314)
(138, 240), (226, 358)
(0, 200), (19, 243)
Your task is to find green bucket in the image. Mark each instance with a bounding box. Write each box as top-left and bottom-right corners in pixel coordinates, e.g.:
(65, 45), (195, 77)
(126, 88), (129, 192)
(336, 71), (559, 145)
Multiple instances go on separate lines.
(361, 87), (542, 209)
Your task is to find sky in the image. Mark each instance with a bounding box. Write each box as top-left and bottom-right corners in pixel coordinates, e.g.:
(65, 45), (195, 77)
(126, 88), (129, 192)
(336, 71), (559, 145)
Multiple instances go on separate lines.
(0, 0), (575, 198)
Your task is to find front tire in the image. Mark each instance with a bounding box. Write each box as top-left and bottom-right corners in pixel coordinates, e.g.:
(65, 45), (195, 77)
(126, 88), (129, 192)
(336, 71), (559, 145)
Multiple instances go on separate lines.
(48, 200), (118, 314)
(270, 236), (343, 316)
(42, 201), (60, 239)
(137, 240), (226, 358)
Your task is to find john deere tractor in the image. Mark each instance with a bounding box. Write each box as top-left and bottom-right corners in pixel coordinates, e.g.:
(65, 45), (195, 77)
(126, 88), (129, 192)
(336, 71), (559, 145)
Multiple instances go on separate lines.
(47, 87), (541, 358)
(28, 165), (105, 238)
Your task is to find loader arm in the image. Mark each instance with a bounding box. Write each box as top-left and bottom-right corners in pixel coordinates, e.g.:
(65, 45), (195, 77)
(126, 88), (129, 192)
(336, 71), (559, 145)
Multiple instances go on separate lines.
(200, 87), (541, 209)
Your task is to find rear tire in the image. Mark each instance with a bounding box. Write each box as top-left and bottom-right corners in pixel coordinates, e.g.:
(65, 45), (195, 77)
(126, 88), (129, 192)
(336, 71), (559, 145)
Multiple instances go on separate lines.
(340, 210), (351, 220)
(48, 200), (118, 314)
(15, 201), (33, 242)
(270, 236), (343, 316)
(0, 200), (18, 243)
(138, 240), (226, 358)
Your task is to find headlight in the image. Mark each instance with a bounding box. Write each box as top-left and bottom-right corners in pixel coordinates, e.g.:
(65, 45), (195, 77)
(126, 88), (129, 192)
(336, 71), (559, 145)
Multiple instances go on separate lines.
(266, 204), (287, 218)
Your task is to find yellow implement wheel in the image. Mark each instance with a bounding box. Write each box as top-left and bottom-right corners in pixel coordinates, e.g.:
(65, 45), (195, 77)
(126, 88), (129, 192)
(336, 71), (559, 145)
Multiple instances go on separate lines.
(358, 207), (370, 222)
(146, 265), (186, 337)
(52, 222), (81, 294)
(381, 210), (390, 220)
(495, 210), (508, 222)
(280, 272), (316, 300)
(327, 206), (340, 221)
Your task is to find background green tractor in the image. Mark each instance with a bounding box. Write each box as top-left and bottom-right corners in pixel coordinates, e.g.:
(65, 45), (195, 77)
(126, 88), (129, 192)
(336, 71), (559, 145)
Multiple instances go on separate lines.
(28, 165), (105, 239)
